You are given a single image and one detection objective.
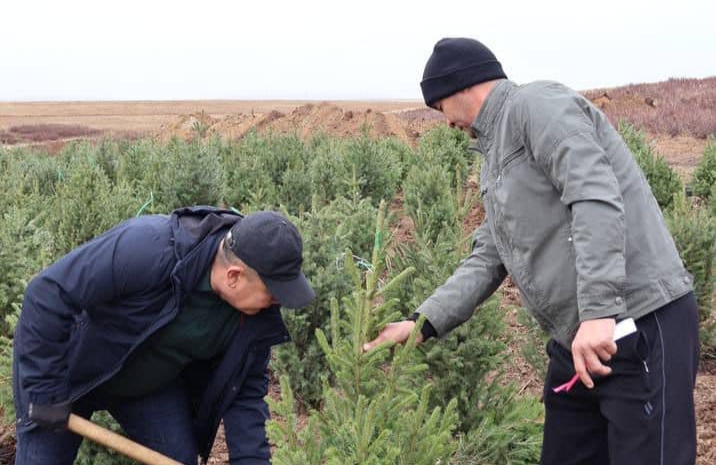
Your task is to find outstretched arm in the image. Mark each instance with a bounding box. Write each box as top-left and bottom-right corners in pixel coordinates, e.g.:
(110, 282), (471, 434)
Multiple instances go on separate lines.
(365, 218), (506, 350)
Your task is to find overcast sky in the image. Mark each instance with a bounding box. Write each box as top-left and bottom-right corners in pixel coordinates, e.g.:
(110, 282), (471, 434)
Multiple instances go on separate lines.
(2, 0), (714, 101)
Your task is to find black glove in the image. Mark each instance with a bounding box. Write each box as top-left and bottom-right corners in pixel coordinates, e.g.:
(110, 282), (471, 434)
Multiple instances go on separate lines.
(28, 401), (72, 431)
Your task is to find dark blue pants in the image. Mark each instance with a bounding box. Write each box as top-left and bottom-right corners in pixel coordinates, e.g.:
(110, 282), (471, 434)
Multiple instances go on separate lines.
(14, 380), (198, 465)
(541, 292), (700, 465)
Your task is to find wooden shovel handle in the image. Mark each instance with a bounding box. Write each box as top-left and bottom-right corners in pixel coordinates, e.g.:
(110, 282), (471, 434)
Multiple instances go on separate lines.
(67, 413), (183, 465)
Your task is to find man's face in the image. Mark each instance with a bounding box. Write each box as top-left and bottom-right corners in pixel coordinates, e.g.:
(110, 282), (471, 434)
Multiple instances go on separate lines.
(214, 265), (279, 315)
(434, 90), (478, 134)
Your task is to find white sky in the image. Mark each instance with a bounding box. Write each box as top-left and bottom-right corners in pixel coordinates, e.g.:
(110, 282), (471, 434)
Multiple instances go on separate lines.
(2, 0), (714, 101)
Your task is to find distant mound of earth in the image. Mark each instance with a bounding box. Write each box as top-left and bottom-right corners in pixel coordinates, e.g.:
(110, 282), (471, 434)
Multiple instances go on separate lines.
(156, 102), (445, 146)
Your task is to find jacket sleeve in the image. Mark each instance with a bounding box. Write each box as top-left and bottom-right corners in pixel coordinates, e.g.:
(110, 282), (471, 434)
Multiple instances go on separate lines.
(416, 219), (507, 336)
(16, 219), (172, 404)
(521, 90), (627, 321)
(223, 346), (272, 465)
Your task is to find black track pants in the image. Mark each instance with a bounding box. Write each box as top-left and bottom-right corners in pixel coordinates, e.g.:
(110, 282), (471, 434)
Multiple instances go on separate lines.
(541, 292), (700, 465)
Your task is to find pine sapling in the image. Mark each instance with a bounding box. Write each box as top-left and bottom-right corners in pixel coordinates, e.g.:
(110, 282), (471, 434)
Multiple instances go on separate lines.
(268, 200), (458, 464)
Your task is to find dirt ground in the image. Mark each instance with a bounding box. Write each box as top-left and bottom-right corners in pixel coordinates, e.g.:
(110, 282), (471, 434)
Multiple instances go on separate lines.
(0, 99), (422, 138)
(0, 83), (713, 463)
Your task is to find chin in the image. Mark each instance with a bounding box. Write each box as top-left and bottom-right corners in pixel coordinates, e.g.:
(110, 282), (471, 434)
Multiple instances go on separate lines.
(240, 308), (261, 316)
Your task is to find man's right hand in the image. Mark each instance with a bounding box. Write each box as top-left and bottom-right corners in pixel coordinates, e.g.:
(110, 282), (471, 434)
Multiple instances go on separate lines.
(362, 320), (422, 352)
(28, 401), (72, 431)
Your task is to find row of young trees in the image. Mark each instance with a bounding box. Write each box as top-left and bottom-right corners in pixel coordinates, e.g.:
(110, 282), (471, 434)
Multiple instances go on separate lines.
(0, 123), (714, 463)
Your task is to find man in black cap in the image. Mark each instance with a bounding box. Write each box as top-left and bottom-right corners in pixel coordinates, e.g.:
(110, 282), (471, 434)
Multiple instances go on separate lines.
(13, 206), (315, 464)
(365, 38), (699, 464)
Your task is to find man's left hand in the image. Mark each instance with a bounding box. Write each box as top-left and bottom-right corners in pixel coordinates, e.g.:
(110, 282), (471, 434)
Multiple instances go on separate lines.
(571, 318), (617, 389)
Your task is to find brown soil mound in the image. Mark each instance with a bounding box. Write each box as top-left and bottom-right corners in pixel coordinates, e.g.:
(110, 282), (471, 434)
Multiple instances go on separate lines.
(157, 102), (431, 146)
(157, 111), (219, 140)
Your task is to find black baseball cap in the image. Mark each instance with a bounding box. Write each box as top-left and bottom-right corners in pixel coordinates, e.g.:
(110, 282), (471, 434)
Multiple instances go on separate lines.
(225, 211), (315, 309)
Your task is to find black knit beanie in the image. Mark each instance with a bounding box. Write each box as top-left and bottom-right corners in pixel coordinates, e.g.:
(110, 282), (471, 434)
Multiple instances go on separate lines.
(420, 38), (507, 108)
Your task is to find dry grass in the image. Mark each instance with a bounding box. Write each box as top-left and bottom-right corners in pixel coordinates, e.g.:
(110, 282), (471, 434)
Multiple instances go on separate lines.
(584, 77), (716, 139)
(0, 124), (102, 143)
(0, 100), (423, 135)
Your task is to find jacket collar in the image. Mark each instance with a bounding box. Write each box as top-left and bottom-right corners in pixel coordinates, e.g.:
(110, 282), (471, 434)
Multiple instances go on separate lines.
(170, 207), (240, 293)
(470, 79), (514, 153)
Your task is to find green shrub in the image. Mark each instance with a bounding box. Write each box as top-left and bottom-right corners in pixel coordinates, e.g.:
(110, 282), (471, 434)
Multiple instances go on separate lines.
(118, 137), (226, 213)
(90, 138), (122, 183)
(452, 390), (543, 465)
(619, 121), (682, 211)
(220, 131), (313, 211)
(305, 135), (351, 205)
(49, 156), (139, 256)
(279, 156), (315, 216)
(0, 305), (20, 424)
(416, 125), (473, 187)
(0, 131), (549, 462)
(220, 146), (279, 210)
(268, 203), (458, 464)
(272, 196), (379, 406)
(516, 309), (549, 380)
(402, 162), (458, 244)
(116, 139), (154, 190)
(391, 159), (475, 310)
(692, 139), (716, 202)
(0, 207), (53, 336)
(382, 136), (416, 180)
(666, 194), (716, 354)
(390, 160), (542, 457)
(74, 412), (136, 465)
(146, 138), (225, 212)
(340, 135), (404, 206)
(421, 296), (507, 433)
(619, 122), (681, 208)
(0, 148), (60, 203)
(306, 134), (408, 209)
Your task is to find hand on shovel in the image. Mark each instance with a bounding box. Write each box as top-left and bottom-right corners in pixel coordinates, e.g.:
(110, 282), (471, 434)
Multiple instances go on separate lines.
(68, 413), (184, 465)
(29, 401), (181, 464)
(67, 414), (183, 465)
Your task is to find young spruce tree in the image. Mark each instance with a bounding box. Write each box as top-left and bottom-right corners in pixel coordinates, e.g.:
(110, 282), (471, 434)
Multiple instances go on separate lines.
(268, 200), (458, 464)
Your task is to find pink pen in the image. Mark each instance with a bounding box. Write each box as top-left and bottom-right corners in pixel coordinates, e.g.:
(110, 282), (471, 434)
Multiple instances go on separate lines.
(552, 318), (637, 394)
(552, 374), (580, 393)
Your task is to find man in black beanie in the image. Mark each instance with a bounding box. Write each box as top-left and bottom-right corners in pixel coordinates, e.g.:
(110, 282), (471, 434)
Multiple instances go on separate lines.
(365, 37), (699, 465)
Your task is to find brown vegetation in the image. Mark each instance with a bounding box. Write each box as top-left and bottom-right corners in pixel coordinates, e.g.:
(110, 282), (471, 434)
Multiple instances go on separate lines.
(584, 77), (716, 138)
(0, 124), (101, 144)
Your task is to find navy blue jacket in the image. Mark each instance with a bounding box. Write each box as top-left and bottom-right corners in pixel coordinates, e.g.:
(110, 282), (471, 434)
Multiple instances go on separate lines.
(13, 206), (290, 463)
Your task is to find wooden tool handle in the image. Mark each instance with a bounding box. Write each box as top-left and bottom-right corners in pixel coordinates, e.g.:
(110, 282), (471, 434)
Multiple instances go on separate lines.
(67, 413), (183, 465)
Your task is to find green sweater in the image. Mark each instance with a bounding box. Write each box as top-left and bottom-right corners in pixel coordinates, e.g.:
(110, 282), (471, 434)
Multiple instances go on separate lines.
(100, 271), (242, 397)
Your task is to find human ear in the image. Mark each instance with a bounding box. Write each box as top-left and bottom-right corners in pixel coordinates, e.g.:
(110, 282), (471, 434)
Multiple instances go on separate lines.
(226, 266), (242, 288)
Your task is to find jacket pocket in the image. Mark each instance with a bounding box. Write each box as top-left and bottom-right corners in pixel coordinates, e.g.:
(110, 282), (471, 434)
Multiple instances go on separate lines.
(500, 146), (525, 172)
